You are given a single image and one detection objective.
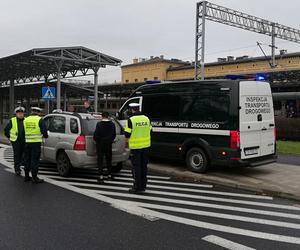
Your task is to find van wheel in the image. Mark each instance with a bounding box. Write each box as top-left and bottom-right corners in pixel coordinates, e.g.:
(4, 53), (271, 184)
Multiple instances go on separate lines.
(185, 147), (208, 173)
(112, 162), (123, 173)
(56, 152), (72, 177)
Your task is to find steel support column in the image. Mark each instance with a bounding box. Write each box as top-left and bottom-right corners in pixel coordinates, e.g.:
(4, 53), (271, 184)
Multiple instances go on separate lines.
(93, 67), (100, 112)
(55, 60), (63, 109)
(9, 79), (14, 117)
(271, 23), (277, 68)
(195, 1), (206, 80)
(63, 89), (67, 111)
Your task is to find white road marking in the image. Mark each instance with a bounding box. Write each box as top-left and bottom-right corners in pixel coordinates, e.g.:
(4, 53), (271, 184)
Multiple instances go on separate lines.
(112, 176), (213, 188)
(202, 235), (256, 250)
(46, 179), (296, 211)
(38, 169), (171, 180)
(91, 190), (300, 220)
(121, 201), (300, 229)
(46, 175), (272, 200)
(38, 170), (213, 188)
(117, 200), (300, 245)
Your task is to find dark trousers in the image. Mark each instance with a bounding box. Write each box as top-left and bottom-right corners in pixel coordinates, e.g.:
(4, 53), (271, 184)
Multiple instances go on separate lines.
(24, 143), (41, 178)
(12, 141), (25, 172)
(96, 141), (112, 175)
(130, 148), (149, 191)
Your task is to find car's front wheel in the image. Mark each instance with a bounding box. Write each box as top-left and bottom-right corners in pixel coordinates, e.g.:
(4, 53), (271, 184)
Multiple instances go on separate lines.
(56, 151), (72, 177)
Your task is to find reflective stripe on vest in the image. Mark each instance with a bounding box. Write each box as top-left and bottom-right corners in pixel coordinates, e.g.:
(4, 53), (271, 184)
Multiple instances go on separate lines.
(126, 115), (151, 149)
(9, 117), (18, 142)
(24, 116), (42, 143)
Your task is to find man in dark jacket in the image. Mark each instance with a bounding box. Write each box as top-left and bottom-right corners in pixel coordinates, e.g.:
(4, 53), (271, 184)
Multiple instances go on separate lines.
(84, 101), (95, 113)
(93, 112), (116, 183)
(4, 107), (26, 176)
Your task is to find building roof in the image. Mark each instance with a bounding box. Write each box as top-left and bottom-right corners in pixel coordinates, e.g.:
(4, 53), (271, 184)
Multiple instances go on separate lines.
(167, 52), (300, 72)
(121, 56), (189, 68)
(0, 46), (122, 84)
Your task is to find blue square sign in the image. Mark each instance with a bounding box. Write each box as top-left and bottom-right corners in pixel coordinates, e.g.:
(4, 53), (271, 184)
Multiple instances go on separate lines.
(42, 87), (56, 100)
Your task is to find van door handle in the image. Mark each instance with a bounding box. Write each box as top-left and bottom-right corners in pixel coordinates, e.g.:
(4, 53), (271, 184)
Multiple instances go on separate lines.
(269, 123), (275, 127)
(262, 127), (267, 131)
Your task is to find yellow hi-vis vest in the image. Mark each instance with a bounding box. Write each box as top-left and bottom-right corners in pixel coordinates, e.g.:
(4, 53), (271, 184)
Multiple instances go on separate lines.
(24, 115), (42, 143)
(125, 115), (151, 149)
(9, 117), (18, 142)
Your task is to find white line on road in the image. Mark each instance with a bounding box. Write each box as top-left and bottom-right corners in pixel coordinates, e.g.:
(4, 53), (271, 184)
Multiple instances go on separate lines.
(46, 174), (272, 200)
(91, 190), (300, 220)
(38, 169), (171, 180)
(122, 201), (300, 229)
(38, 170), (213, 188)
(202, 235), (256, 250)
(49, 179), (297, 211)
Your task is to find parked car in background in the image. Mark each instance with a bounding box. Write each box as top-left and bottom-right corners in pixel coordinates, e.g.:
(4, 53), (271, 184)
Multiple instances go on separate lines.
(41, 111), (129, 176)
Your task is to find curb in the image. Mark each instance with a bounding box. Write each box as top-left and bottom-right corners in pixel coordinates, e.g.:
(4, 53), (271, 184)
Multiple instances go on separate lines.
(148, 164), (300, 202)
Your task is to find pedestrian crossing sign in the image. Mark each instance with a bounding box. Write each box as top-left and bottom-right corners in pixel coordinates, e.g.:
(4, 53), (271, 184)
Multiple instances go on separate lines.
(42, 87), (56, 100)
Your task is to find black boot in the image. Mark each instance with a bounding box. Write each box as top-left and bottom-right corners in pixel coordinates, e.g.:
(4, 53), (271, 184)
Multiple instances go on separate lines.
(32, 176), (44, 184)
(24, 172), (31, 182)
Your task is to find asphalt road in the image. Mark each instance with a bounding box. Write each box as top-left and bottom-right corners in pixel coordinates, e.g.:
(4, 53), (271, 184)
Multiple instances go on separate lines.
(1, 146), (300, 249)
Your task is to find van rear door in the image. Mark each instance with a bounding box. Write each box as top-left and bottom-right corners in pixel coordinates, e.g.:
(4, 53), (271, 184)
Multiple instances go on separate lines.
(239, 81), (275, 160)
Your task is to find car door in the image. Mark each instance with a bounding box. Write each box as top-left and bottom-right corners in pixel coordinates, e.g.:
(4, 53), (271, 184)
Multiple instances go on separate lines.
(43, 115), (67, 161)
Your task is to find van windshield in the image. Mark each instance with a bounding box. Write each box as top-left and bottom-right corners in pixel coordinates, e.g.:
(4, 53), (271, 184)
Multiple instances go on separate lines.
(82, 119), (121, 135)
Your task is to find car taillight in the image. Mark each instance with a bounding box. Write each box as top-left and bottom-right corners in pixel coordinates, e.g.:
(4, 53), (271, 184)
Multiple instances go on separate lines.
(274, 127), (276, 141)
(74, 135), (86, 151)
(230, 130), (240, 149)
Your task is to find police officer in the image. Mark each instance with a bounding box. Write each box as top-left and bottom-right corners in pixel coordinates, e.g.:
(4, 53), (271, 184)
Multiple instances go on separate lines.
(23, 107), (48, 183)
(4, 107), (26, 176)
(125, 103), (152, 194)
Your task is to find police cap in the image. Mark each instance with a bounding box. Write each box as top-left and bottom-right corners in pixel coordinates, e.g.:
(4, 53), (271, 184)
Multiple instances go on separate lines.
(14, 106), (25, 113)
(129, 103), (140, 109)
(31, 107), (43, 113)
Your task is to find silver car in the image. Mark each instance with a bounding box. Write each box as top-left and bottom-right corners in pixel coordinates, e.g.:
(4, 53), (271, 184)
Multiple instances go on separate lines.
(41, 111), (130, 176)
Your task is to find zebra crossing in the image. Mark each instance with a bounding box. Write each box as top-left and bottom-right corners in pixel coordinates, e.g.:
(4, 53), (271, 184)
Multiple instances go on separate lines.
(1, 146), (300, 248)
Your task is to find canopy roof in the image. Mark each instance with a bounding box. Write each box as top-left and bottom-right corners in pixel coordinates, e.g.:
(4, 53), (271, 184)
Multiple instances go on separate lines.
(0, 46), (122, 84)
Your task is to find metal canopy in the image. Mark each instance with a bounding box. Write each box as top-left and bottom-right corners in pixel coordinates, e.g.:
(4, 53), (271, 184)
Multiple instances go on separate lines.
(0, 46), (122, 84)
(0, 46), (122, 115)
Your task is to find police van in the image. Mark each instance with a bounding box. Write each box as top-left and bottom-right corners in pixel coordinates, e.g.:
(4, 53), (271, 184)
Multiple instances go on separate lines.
(117, 80), (277, 172)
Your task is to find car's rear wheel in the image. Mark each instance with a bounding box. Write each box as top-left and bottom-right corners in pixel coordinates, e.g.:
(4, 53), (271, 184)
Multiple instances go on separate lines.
(185, 147), (208, 173)
(112, 162), (123, 173)
(56, 151), (72, 177)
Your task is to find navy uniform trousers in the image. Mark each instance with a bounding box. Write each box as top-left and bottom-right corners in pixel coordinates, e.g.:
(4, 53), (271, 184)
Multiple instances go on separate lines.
(11, 140), (25, 173)
(130, 148), (149, 191)
(24, 142), (41, 178)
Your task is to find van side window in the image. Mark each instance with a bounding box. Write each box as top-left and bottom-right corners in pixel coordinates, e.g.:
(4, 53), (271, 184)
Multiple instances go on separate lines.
(180, 95), (230, 122)
(70, 118), (79, 134)
(143, 95), (180, 120)
(119, 98), (140, 120)
(49, 116), (66, 133)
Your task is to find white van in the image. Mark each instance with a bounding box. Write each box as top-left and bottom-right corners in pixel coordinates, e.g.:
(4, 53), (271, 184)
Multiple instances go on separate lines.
(117, 80), (277, 172)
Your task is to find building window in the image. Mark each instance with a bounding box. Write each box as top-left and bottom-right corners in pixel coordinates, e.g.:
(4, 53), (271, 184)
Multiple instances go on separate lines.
(154, 77), (158, 80)
(144, 78), (148, 81)
(135, 79), (138, 82)
(125, 80), (129, 83)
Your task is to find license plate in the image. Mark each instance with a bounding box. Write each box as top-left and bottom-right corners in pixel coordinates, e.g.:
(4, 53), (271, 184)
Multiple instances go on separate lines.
(244, 148), (258, 156)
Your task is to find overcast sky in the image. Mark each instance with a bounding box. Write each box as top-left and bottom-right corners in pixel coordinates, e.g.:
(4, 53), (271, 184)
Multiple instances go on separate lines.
(1, 0), (299, 83)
